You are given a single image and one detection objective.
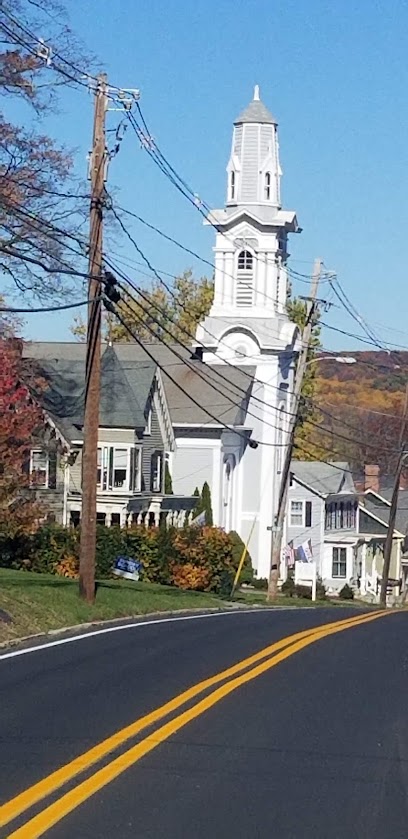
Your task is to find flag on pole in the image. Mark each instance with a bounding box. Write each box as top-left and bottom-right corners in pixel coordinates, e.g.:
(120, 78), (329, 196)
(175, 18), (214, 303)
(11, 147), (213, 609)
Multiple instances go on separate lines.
(296, 539), (313, 563)
(283, 541), (295, 567)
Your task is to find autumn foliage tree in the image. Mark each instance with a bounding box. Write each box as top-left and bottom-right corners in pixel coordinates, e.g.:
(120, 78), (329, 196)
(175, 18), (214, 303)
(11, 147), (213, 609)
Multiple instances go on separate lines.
(72, 270), (214, 344)
(0, 340), (43, 534)
(0, 0), (90, 301)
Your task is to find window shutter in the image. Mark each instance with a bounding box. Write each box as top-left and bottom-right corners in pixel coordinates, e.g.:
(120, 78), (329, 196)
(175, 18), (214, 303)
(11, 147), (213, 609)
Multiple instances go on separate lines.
(305, 501), (312, 528)
(48, 451), (57, 490)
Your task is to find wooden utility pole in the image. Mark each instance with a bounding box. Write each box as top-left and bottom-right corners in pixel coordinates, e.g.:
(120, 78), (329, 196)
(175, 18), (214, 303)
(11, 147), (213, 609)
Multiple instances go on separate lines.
(79, 73), (107, 603)
(267, 259), (322, 602)
(379, 383), (408, 607)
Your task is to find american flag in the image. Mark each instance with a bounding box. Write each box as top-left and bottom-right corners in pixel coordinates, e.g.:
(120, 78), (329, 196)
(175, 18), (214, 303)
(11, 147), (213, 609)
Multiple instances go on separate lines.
(283, 541), (295, 567)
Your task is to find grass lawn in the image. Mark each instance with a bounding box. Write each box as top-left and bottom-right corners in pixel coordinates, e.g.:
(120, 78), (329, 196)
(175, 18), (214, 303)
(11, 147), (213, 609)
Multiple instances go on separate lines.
(0, 568), (226, 645)
(0, 569), (374, 646)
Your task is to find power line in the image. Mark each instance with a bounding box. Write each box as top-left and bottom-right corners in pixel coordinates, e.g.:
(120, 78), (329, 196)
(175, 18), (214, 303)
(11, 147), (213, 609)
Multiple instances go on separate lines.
(0, 298), (94, 313)
(104, 260), (402, 456)
(103, 296), (259, 448)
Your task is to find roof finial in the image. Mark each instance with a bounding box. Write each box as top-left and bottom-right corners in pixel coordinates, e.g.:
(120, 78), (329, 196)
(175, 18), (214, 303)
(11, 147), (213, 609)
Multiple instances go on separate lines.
(253, 84), (260, 101)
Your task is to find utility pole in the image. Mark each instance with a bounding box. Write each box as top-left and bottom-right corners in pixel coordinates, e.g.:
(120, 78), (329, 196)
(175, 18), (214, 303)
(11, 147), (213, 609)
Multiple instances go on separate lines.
(79, 73), (107, 603)
(379, 383), (408, 607)
(267, 259), (322, 602)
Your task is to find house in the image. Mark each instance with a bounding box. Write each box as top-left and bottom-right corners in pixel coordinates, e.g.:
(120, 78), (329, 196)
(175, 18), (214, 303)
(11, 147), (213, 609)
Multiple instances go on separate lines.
(287, 461), (358, 593)
(357, 487), (405, 601)
(23, 86), (301, 579)
(24, 343), (196, 527)
(286, 461), (404, 599)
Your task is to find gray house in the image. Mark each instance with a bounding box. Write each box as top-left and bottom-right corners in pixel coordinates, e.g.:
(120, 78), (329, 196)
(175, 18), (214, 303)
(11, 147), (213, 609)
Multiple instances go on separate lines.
(286, 461), (404, 597)
(25, 343), (196, 527)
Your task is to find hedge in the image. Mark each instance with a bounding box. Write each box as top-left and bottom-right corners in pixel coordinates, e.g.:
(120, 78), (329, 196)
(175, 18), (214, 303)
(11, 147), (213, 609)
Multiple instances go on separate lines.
(0, 523), (244, 595)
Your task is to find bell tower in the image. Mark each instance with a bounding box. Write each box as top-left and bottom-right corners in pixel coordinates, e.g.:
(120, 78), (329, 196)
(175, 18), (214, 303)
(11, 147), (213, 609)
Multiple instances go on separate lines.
(195, 86), (300, 365)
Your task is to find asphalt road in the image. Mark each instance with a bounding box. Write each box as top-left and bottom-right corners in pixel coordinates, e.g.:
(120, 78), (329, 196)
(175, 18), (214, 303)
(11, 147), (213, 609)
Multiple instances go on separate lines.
(1, 606), (408, 838)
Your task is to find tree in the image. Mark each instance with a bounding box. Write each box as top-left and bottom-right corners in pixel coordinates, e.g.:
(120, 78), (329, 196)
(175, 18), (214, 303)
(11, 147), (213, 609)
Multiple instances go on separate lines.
(286, 297), (327, 461)
(201, 482), (213, 527)
(0, 340), (44, 534)
(0, 1), (90, 301)
(72, 271), (214, 344)
(0, 294), (24, 338)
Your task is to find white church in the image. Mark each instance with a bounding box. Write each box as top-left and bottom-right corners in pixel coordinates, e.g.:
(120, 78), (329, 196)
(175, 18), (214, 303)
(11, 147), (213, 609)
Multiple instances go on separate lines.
(24, 87), (300, 581)
(171, 86), (300, 577)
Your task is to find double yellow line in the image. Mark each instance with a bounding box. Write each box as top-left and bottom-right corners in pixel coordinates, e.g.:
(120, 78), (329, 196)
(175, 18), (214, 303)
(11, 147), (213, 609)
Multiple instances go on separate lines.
(1, 609), (391, 837)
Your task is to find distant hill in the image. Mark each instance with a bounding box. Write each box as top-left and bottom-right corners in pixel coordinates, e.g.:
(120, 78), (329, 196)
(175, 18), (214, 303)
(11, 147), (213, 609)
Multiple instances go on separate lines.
(309, 351), (408, 476)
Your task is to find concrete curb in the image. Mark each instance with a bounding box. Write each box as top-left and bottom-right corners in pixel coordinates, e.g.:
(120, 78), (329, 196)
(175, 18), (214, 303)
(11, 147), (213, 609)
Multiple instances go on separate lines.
(0, 602), (271, 652)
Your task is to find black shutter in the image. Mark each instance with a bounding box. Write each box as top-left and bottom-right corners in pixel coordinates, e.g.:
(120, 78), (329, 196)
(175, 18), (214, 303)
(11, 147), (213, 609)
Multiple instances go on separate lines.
(305, 501), (312, 528)
(48, 451), (57, 490)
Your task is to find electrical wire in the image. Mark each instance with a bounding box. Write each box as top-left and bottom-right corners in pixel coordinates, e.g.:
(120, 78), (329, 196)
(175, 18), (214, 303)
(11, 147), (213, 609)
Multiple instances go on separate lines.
(104, 260), (402, 456)
(0, 298), (94, 313)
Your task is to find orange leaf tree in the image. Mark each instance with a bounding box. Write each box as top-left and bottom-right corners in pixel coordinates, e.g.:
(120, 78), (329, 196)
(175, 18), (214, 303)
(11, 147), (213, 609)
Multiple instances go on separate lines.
(0, 340), (43, 535)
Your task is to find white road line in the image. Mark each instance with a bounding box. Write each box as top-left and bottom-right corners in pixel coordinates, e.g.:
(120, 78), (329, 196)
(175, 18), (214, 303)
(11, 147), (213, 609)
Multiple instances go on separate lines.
(0, 608), (279, 662)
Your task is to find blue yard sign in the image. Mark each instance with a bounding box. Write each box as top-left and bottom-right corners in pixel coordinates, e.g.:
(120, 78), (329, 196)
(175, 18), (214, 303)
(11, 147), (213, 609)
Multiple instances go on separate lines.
(113, 555), (143, 582)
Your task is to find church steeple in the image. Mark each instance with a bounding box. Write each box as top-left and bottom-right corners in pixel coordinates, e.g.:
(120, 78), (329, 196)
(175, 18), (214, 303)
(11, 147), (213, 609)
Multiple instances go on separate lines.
(227, 86), (281, 209)
(195, 87), (299, 365)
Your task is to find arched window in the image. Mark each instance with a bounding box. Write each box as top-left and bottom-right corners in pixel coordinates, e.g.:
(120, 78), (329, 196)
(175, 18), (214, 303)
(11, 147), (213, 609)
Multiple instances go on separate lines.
(264, 172), (271, 200)
(230, 170), (235, 200)
(236, 250), (254, 307)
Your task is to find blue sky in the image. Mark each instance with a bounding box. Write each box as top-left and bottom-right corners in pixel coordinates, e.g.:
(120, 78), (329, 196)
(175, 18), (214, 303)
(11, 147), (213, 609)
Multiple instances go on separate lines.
(6, 0), (408, 351)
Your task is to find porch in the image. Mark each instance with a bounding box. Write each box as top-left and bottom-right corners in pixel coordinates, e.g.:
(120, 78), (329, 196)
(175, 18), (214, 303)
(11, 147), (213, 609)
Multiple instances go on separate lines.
(68, 492), (197, 528)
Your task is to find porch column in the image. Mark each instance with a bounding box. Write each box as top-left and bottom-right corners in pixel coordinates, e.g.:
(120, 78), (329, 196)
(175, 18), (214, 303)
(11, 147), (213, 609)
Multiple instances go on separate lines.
(105, 512), (112, 528)
(360, 542), (367, 595)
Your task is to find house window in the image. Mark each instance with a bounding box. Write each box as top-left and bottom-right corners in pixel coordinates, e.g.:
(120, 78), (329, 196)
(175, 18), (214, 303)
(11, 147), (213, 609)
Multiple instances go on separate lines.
(236, 250), (254, 307)
(30, 449), (49, 487)
(326, 501), (356, 530)
(290, 500), (304, 527)
(151, 451), (163, 492)
(230, 170), (236, 200)
(264, 171), (271, 200)
(144, 406), (152, 436)
(97, 445), (141, 493)
(113, 449), (128, 489)
(332, 547), (347, 578)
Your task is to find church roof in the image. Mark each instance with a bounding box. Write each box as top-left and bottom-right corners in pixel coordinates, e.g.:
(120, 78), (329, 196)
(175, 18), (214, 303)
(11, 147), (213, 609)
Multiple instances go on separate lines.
(234, 86), (277, 126)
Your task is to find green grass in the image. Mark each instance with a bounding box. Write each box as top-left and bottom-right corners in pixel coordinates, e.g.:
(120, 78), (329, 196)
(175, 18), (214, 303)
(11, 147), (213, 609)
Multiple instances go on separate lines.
(0, 569), (375, 646)
(0, 569), (224, 645)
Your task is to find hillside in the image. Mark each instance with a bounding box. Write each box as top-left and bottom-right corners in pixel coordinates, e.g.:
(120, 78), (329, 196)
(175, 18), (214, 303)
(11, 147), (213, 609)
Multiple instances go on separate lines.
(308, 351), (408, 477)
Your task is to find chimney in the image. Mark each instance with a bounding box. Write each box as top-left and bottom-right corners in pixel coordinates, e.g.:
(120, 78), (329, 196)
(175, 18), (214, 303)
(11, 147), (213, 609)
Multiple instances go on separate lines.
(365, 464), (380, 493)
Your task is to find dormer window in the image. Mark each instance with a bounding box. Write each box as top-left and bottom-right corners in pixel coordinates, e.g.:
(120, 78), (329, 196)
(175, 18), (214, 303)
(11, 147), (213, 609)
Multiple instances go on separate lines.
(264, 172), (271, 200)
(230, 170), (236, 200)
(236, 250), (254, 307)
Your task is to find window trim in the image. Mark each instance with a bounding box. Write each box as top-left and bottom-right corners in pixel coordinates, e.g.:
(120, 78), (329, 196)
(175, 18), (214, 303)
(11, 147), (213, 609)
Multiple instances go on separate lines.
(332, 546), (347, 578)
(264, 171), (271, 200)
(30, 449), (49, 489)
(97, 444), (141, 494)
(236, 249), (254, 307)
(289, 499), (305, 528)
(144, 406), (152, 436)
(151, 450), (163, 493)
(230, 170), (236, 200)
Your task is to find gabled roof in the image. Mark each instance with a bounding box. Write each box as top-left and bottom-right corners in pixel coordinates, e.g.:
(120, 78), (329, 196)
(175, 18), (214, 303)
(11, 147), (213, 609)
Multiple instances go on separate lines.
(360, 488), (408, 537)
(291, 461), (355, 497)
(25, 345), (156, 440)
(23, 342), (256, 429)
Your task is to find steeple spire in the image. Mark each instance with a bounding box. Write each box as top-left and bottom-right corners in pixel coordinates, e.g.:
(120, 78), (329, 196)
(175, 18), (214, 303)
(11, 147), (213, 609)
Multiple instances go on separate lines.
(253, 84), (260, 101)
